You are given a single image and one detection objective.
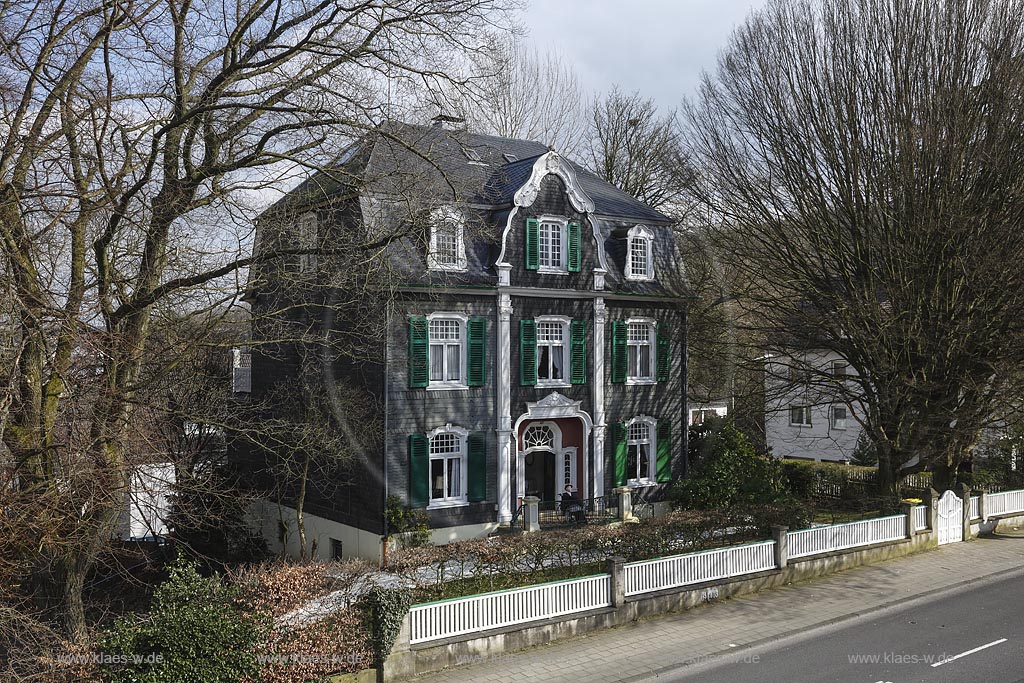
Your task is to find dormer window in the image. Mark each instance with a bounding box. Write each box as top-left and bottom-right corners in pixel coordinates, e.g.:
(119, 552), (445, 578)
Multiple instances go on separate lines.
(539, 218), (566, 272)
(428, 207), (466, 271)
(626, 225), (654, 281)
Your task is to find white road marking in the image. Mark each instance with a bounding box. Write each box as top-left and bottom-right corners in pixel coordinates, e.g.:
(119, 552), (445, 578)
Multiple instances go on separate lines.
(931, 638), (1008, 668)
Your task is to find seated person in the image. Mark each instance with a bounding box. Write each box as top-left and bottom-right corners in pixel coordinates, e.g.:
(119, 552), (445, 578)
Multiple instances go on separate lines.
(560, 485), (586, 523)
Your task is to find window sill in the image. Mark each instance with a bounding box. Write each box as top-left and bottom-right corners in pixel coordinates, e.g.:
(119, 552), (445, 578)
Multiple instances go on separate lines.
(427, 499), (470, 510)
(625, 378), (656, 386)
(427, 264), (468, 273)
(625, 275), (654, 282)
(789, 423), (812, 428)
(537, 267), (569, 275)
(628, 478), (657, 488)
(426, 383), (469, 392)
(536, 380), (571, 389)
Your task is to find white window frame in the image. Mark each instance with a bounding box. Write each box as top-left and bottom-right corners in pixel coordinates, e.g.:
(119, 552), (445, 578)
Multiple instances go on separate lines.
(426, 312), (469, 391)
(538, 215), (568, 274)
(626, 318), (657, 385)
(426, 424), (469, 508)
(626, 225), (655, 281)
(298, 212), (318, 272)
(427, 206), (467, 271)
(830, 404), (848, 429)
(625, 416), (658, 486)
(790, 405), (813, 427)
(535, 315), (571, 388)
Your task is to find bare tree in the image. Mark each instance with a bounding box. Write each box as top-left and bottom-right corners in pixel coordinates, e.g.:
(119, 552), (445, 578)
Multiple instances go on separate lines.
(589, 87), (690, 213)
(446, 35), (589, 156)
(0, 0), (515, 647)
(683, 0), (1024, 495)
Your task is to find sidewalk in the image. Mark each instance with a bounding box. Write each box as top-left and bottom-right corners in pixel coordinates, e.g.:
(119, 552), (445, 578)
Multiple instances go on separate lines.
(408, 531), (1024, 683)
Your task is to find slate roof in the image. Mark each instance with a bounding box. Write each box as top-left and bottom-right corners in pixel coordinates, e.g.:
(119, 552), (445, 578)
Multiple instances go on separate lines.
(361, 123), (671, 224)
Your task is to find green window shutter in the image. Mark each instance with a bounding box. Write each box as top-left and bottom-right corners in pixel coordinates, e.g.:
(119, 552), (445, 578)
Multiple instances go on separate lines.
(520, 319), (537, 385)
(656, 422), (672, 483)
(467, 432), (486, 502)
(525, 218), (539, 270)
(408, 317), (428, 388)
(656, 324), (670, 382)
(467, 318), (486, 387)
(408, 434), (429, 507)
(612, 423), (628, 487)
(570, 319), (586, 385)
(610, 321), (627, 383)
(567, 221), (581, 272)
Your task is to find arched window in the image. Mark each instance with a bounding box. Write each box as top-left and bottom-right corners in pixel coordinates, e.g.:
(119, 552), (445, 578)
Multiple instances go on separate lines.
(523, 424), (555, 451)
(626, 225), (654, 281)
(427, 425), (468, 504)
(625, 416), (658, 483)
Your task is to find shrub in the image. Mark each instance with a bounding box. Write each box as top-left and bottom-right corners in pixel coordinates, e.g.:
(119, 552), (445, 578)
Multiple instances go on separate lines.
(384, 495), (430, 548)
(670, 421), (786, 510)
(102, 556), (266, 683)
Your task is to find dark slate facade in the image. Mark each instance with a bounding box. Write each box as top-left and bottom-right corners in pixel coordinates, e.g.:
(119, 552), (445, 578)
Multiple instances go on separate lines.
(242, 122), (689, 553)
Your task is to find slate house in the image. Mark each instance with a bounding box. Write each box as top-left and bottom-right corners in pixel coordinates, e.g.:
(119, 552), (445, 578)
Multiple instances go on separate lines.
(242, 121), (689, 560)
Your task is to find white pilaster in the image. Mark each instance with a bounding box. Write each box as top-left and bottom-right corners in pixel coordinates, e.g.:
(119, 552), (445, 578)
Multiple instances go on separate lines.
(593, 298), (607, 498)
(496, 292), (513, 522)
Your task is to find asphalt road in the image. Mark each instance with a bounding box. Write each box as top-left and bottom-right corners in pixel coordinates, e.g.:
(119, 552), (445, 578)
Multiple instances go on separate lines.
(659, 570), (1024, 683)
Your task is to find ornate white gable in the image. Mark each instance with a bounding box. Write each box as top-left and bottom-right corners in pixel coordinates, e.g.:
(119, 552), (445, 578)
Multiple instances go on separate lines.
(495, 151), (610, 275)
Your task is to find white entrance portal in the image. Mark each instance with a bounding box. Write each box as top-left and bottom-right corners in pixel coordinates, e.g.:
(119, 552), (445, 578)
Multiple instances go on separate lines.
(936, 490), (964, 545)
(513, 392), (594, 505)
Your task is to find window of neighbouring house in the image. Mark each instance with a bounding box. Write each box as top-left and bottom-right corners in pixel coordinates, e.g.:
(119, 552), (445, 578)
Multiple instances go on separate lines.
(330, 538), (344, 559)
(536, 317), (569, 386)
(831, 360), (848, 377)
(427, 315), (466, 388)
(626, 319), (656, 383)
(428, 428), (467, 505)
(298, 211), (318, 272)
(831, 405), (848, 429)
(626, 225), (654, 281)
(428, 207), (466, 271)
(790, 405), (813, 426)
(626, 417), (657, 484)
(231, 348), (251, 393)
(690, 409), (721, 426)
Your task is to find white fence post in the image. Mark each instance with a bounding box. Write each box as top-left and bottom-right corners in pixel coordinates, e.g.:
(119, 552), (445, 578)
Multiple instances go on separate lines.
(979, 491), (988, 522)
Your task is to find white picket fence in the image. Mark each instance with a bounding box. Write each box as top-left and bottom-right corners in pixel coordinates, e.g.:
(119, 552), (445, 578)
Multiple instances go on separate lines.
(787, 515), (906, 559)
(913, 505), (928, 531)
(969, 496), (980, 521)
(408, 574), (611, 644)
(986, 489), (1024, 518)
(622, 541), (776, 597)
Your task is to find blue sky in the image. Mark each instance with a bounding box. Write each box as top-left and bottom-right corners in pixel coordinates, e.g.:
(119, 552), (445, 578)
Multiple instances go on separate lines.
(520, 0), (769, 109)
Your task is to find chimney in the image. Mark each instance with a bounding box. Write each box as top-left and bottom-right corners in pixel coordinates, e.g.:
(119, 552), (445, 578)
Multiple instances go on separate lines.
(431, 113), (466, 130)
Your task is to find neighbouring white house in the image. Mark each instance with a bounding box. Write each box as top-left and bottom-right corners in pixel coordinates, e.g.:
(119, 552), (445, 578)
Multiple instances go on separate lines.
(689, 400), (729, 426)
(118, 462), (176, 541)
(764, 349), (862, 462)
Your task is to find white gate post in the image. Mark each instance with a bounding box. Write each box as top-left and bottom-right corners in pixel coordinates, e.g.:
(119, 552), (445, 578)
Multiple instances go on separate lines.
(956, 483), (972, 540)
